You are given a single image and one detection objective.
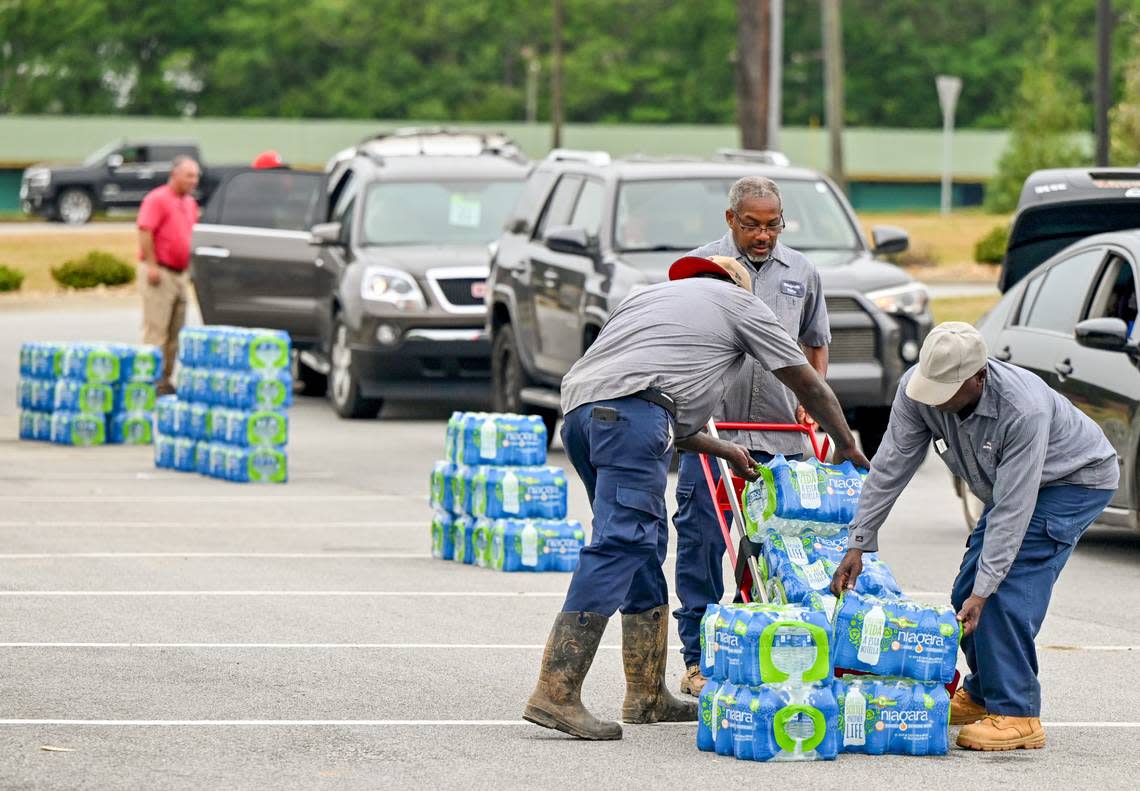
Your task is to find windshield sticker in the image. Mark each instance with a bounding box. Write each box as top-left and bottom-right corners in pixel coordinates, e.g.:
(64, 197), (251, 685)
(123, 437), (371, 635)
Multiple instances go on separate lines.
(448, 194), (482, 228)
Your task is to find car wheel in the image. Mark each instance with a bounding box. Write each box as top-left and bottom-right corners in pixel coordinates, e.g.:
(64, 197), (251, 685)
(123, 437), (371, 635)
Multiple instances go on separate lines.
(328, 318), (383, 419)
(855, 407), (891, 458)
(492, 323), (558, 440)
(959, 478), (985, 531)
(57, 189), (94, 225)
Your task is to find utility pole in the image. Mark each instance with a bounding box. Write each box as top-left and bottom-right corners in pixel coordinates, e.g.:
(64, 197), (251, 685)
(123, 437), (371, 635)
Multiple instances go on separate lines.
(1095, 0), (1113, 166)
(822, 0), (846, 191)
(522, 47), (540, 124)
(936, 75), (962, 216)
(735, 0), (771, 150)
(768, 0), (783, 150)
(551, 0), (565, 148)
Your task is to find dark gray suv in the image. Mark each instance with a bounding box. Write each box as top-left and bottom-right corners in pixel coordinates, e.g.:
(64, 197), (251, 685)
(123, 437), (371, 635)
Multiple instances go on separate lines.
(487, 150), (933, 453)
(191, 130), (529, 418)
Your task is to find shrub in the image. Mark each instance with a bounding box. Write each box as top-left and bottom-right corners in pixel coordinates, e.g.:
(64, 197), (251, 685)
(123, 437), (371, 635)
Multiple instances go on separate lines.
(974, 225), (1010, 265)
(0, 264), (25, 292)
(51, 251), (135, 289)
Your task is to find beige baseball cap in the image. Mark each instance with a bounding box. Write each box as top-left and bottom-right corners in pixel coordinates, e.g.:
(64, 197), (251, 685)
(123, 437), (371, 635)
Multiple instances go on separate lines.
(668, 255), (752, 291)
(905, 322), (989, 406)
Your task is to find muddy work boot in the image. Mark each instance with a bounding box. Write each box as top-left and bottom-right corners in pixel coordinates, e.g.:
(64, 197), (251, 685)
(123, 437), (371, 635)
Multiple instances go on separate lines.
(680, 665), (708, 698)
(523, 611), (622, 740)
(957, 715), (1046, 751)
(621, 605), (699, 724)
(949, 687), (987, 726)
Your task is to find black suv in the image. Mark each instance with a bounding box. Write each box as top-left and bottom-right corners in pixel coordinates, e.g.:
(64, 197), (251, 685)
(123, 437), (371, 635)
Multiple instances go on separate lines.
(487, 150), (932, 453)
(191, 129), (529, 418)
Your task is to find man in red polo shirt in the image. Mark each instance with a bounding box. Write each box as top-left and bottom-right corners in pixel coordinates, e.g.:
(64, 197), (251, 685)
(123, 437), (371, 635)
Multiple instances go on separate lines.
(138, 155), (200, 393)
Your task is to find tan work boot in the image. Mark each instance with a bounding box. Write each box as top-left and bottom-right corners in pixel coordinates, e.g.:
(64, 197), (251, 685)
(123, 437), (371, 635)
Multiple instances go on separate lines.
(523, 611), (622, 740)
(957, 715), (1046, 751)
(620, 605), (699, 724)
(680, 665), (707, 697)
(949, 688), (987, 725)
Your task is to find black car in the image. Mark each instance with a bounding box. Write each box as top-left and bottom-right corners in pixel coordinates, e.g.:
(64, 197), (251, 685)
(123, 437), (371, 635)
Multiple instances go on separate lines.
(191, 129), (529, 419)
(956, 167), (1140, 531)
(20, 139), (237, 224)
(487, 149), (932, 452)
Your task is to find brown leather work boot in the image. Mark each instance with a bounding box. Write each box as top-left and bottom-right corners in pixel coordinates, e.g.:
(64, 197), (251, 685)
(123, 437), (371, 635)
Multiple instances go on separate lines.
(949, 687), (987, 726)
(523, 611), (622, 740)
(957, 715), (1046, 751)
(680, 665), (708, 697)
(620, 605), (698, 724)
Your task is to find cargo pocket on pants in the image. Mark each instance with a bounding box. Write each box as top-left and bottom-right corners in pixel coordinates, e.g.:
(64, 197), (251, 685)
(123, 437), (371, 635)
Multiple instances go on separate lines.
(604, 485), (665, 550)
(1043, 515), (1083, 546)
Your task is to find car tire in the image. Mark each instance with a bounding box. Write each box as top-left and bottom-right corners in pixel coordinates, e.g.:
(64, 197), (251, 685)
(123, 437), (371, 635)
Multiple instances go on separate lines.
(492, 323), (559, 441)
(328, 317), (383, 419)
(855, 407), (891, 459)
(295, 355), (328, 397)
(57, 188), (94, 225)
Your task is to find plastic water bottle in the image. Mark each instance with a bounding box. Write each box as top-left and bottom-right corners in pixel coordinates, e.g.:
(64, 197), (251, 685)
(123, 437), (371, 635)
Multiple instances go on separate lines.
(444, 411), (465, 462)
(490, 520), (543, 572)
(430, 461), (457, 512)
(195, 441), (213, 476)
(155, 435), (176, 468)
(112, 382), (156, 414)
(741, 605), (832, 686)
(699, 604), (723, 677)
(452, 515), (476, 564)
(226, 446), (288, 483)
(50, 411), (106, 446)
(172, 438), (197, 472)
(53, 380), (113, 414)
(730, 685), (760, 761)
(696, 676), (723, 752)
(107, 413), (154, 445)
(840, 679), (871, 752)
(856, 604), (887, 666)
(472, 518), (494, 568)
(713, 681), (739, 756)
(431, 511), (455, 560)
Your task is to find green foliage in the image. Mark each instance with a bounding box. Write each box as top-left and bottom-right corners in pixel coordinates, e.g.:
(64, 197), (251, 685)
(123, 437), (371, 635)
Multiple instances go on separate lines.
(51, 251), (135, 289)
(974, 225), (1010, 264)
(984, 14), (1088, 213)
(0, 264), (25, 292)
(1111, 28), (1140, 166)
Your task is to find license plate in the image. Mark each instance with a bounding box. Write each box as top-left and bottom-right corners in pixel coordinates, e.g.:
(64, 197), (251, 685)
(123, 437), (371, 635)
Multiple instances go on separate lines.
(470, 281), (487, 300)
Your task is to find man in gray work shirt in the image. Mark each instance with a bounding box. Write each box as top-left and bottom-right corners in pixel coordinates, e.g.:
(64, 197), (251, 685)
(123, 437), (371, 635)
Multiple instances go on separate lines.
(672, 175), (832, 697)
(830, 322), (1118, 752)
(523, 255), (869, 741)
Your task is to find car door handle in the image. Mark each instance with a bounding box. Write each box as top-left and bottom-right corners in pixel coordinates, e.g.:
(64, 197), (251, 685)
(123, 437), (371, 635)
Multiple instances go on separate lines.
(1055, 358), (1073, 376)
(995, 346), (1011, 361)
(194, 246), (230, 259)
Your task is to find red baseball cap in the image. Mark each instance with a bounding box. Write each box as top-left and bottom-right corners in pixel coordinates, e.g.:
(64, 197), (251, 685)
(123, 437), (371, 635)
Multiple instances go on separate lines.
(668, 255), (752, 290)
(252, 150), (285, 169)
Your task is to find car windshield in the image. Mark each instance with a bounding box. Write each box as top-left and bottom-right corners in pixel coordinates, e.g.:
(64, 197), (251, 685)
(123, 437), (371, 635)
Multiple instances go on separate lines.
(614, 178), (861, 255)
(362, 180), (524, 245)
(83, 141), (123, 167)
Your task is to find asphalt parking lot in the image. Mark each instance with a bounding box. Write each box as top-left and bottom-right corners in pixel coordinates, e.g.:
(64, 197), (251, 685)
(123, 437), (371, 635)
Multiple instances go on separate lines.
(1, 306), (1138, 790)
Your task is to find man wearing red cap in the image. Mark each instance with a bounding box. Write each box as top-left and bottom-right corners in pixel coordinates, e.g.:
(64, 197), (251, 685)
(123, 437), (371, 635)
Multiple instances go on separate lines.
(523, 254), (869, 741)
(251, 150), (286, 169)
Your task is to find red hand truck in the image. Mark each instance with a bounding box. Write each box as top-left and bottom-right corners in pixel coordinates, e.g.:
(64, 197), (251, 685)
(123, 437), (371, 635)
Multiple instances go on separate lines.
(695, 419), (960, 693)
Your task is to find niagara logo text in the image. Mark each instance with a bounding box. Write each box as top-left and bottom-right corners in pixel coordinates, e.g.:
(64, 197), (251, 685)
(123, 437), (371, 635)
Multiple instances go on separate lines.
(880, 709), (929, 724)
(897, 631), (945, 648)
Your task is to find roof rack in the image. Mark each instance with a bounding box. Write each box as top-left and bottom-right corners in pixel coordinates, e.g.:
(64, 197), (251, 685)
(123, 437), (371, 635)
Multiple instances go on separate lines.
(620, 153), (705, 163)
(713, 148), (791, 167)
(344, 127), (528, 164)
(545, 148), (612, 166)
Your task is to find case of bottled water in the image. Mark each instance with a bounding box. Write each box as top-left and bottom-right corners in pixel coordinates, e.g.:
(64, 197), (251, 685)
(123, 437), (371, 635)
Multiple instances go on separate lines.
(742, 455), (867, 537)
(19, 410), (53, 441)
(833, 676), (950, 755)
(470, 466), (568, 520)
(700, 603), (833, 686)
(698, 679), (839, 762)
(108, 412), (154, 445)
(831, 592), (960, 684)
(53, 380), (113, 414)
(452, 412), (548, 467)
(50, 411), (106, 446)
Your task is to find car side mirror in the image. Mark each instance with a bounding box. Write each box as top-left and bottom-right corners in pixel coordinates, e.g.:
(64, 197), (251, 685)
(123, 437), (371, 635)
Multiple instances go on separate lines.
(309, 222), (343, 246)
(543, 225), (592, 256)
(1075, 317), (1138, 355)
(871, 225), (909, 256)
(106, 153), (124, 170)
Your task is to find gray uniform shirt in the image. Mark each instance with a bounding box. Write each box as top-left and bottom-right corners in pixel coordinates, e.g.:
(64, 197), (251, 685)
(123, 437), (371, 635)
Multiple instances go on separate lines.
(848, 360), (1119, 598)
(687, 234), (831, 455)
(560, 278), (809, 438)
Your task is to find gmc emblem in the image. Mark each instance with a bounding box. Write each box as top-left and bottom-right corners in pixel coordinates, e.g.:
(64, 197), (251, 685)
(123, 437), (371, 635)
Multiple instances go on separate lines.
(471, 281), (487, 300)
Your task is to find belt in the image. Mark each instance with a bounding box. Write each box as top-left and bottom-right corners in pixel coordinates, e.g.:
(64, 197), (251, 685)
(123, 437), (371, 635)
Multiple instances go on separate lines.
(631, 388), (676, 418)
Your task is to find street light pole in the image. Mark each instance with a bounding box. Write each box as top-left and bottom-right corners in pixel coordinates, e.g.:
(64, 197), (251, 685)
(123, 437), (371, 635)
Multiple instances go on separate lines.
(936, 75), (962, 216)
(551, 0), (565, 148)
(821, 0), (846, 191)
(768, 0), (783, 150)
(1095, 0), (1113, 166)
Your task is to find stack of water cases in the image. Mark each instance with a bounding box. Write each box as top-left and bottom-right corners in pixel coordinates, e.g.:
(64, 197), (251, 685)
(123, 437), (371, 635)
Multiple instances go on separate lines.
(428, 412), (585, 572)
(18, 342), (162, 446)
(731, 455), (956, 757)
(696, 601), (840, 762)
(154, 326), (291, 483)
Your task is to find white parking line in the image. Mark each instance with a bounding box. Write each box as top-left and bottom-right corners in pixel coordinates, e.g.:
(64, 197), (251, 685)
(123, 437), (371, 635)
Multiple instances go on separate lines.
(0, 591), (568, 597)
(0, 494), (424, 503)
(0, 553), (432, 559)
(0, 521), (425, 529)
(0, 642), (1129, 652)
(0, 719), (1134, 727)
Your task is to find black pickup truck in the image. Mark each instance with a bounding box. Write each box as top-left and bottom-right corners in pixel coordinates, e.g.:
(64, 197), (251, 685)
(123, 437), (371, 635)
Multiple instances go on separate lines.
(20, 139), (240, 224)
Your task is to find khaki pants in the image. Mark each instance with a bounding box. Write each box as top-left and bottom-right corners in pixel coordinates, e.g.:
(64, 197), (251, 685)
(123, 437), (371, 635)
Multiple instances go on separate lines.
(140, 265), (188, 386)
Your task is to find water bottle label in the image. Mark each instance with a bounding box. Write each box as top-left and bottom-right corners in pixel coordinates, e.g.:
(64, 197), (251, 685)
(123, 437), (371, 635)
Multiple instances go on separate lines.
(521, 524), (539, 567)
(703, 617), (717, 670)
(479, 417), (498, 460)
(502, 470), (520, 514)
(784, 536), (809, 566)
(857, 606), (886, 665)
(801, 560), (830, 590)
(843, 687), (867, 746)
(794, 462), (822, 509)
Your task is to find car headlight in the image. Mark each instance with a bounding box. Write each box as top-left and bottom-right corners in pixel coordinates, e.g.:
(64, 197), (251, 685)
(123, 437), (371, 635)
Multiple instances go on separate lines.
(25, 168), (50, 188)
(360, 267), (426, 311)
(866, 283), (929, 316)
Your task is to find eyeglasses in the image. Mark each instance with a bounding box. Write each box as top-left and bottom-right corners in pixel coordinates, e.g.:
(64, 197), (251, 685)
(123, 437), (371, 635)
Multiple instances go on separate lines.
(732, 212), (785, 235)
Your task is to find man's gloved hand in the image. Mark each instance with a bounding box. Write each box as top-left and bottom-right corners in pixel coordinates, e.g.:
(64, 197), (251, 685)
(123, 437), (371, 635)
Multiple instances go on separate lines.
(956, 594), (988, 636)
(830, 547), (864, 596)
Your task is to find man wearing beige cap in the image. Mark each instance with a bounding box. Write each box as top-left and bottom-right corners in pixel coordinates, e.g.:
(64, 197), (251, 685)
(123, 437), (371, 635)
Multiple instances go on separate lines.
(830, 322), (1118, 752)
(523, 254), (869, 741)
